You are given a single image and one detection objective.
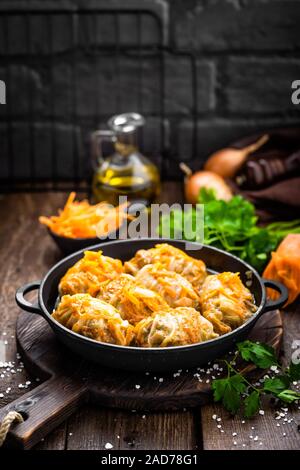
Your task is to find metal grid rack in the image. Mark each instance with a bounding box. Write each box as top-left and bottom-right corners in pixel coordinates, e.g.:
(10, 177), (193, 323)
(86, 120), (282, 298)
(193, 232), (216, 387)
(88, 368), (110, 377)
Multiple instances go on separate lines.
(0, 4), (198, 192)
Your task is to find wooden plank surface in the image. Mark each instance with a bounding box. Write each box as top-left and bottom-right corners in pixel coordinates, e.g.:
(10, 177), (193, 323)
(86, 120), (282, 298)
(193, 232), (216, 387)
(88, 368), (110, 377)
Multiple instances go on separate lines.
(66, 406), (198, 450)
(0, 185), (299, 450)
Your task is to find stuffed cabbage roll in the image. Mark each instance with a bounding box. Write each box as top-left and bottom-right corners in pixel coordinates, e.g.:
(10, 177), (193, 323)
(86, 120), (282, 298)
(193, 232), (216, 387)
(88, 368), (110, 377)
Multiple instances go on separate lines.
(199, 272), (257, 335)
(59, 250), (123, 296)
(124, 243), (207, 289)
(52, 293), (133, 345)
(134, 307), (218, 347)
(136, 263), (200, 309)
(96, 274), (170, 324)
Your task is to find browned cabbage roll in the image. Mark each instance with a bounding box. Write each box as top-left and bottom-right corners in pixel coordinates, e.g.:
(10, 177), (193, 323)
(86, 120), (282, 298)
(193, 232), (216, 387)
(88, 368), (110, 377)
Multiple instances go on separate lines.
(52, 293), (133, 345)
(134, 307), (218, 347)
(136, 263), (200, 309)
(199, 272), (257, 335)
(124, 243), (207, 289)
(96, 274), (170, 325)
(59, 250), (123, 296)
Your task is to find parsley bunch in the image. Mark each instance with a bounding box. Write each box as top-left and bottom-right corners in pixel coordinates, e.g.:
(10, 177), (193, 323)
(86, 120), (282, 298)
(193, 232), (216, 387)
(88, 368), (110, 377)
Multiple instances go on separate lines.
(212, 340), (300, 418)
(158, 188), (300, 272)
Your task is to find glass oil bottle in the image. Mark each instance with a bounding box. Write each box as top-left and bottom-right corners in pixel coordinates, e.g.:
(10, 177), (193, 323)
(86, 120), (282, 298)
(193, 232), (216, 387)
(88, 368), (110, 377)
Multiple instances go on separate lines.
(91, 113), (160, 206)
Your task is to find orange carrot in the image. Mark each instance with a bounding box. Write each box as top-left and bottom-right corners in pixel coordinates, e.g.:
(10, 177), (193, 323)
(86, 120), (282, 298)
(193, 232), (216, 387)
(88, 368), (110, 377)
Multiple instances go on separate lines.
(39, 193), (132, 239)
(263, 234), (300, 306)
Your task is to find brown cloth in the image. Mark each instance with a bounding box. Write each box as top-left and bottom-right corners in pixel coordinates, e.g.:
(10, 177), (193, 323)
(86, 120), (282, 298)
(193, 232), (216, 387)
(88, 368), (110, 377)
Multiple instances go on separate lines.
(230, 128), (300, 222)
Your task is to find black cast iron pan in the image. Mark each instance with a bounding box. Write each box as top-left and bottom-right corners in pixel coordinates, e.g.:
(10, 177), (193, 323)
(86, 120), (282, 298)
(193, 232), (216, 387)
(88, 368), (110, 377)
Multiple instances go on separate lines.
(16, 238), (287, 372)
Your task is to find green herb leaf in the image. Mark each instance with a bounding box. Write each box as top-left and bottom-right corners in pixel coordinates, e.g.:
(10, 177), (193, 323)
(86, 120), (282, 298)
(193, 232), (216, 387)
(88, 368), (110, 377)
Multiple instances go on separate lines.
(288, 361), (300, 381)
(244, 391), (260, 418)
(263, 376), (290, 394)
(237, 341), (278, 369)
(230, 374), (247, 393)
(198, 187), (217, 204)
(211, 378), (228, 402)
(244, 229), (279, 273)
(276, 389), (300, 404)
(223, 384), (242, 415)
(212, 375), (246, 415)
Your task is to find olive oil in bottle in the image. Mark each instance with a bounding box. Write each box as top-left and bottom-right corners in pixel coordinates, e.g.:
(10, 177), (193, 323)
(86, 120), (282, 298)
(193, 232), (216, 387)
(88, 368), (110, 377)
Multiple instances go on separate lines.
(91, 113), (160, 206)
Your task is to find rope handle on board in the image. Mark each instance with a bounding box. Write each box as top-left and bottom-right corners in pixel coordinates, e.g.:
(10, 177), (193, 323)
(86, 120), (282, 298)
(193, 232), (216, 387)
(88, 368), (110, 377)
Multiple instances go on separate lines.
(0, 411), (24, 447)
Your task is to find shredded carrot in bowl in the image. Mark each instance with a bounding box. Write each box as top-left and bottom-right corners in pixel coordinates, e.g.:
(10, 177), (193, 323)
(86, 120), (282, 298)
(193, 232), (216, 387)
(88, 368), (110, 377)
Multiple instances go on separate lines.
(39, 192), (131, 239)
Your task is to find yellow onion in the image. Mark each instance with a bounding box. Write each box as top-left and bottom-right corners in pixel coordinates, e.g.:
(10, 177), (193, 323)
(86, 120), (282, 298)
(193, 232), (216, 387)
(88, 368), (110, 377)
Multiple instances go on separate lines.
(204, 134), (269, 179)
(180, 163), (233, 204)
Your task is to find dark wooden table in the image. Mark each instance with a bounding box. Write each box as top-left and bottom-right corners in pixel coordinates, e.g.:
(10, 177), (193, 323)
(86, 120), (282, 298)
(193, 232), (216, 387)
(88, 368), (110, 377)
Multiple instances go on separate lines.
(0, 183), (299, 450)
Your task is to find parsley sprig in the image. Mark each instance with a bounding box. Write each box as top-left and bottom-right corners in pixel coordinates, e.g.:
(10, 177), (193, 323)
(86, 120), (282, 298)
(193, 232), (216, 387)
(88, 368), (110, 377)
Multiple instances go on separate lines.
(158, 188), (300, 272)
(211, 340), (300, 417)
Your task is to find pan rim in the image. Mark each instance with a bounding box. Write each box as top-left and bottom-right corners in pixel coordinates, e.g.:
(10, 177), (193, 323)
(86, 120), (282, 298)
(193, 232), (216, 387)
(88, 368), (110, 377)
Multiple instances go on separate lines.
(38, 238), (266, 353)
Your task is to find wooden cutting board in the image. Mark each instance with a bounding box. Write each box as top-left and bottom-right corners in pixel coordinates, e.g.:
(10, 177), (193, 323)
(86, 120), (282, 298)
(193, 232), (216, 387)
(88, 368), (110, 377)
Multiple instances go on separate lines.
(0, 310), (282, 449)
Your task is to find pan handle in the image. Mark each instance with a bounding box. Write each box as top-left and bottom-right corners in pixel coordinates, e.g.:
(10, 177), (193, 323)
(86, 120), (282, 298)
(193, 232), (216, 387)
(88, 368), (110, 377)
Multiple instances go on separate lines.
(0, 375), (88, 449)
(262, 278), (288, 312)
(15, 281), (42, 315)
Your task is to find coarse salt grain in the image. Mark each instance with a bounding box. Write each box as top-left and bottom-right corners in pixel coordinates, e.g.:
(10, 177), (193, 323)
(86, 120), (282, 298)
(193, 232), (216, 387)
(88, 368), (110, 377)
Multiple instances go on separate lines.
(105, 443), (113, 449)
(259, 410), (264, 415)
(212, 414), (217, 420)
(135, 384), (140, 389)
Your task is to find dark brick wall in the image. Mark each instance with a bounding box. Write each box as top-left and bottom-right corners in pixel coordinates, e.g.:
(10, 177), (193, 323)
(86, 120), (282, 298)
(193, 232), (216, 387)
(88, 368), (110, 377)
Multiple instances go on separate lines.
(0, 0), (300, 186)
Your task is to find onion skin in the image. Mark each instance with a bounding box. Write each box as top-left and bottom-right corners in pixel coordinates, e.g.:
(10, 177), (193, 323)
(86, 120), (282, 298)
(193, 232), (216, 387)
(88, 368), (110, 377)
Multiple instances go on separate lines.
(204, 149), (245, 179)
(204, 134), (269, 179)
(183, 170), (233, 204)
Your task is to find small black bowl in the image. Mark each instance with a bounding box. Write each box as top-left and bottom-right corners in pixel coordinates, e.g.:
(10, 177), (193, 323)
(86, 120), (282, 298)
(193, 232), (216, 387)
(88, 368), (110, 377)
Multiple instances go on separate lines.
(47, 226), (124, 255)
